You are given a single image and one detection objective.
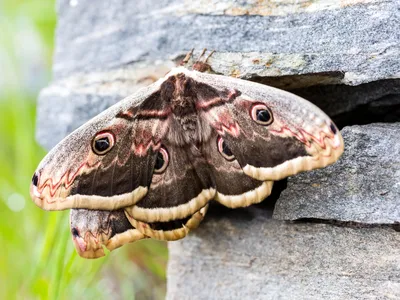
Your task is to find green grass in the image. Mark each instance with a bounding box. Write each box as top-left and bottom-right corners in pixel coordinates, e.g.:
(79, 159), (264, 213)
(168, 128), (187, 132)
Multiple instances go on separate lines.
(0, 0), (168, 298)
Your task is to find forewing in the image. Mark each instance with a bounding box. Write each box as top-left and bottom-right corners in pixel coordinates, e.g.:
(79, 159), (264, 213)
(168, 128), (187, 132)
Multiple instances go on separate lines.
(30, 83), (168, 211)
(193, 70), (344, 181)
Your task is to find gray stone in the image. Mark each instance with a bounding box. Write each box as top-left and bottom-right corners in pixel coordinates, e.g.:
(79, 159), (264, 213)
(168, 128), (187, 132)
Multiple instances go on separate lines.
(291, 79), (400, 119)
(273, 123), (400, 224)
(167, 207), (400, 300)
(53, 0), (399, 85)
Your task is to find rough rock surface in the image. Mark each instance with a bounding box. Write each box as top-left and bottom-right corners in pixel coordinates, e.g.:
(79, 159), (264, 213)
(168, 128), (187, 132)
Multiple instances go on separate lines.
(167, 206), (400, 300)
(37, 0), (400, 149)
(273, 123), (400, 224)
(54, 0), (399, 84)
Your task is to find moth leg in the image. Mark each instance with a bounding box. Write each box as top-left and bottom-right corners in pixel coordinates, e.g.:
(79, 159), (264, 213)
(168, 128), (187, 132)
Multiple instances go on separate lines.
(196, 48), (207, 62)
(180, 48), (194, 66)
(125, 205), (208, 241)
(203, 50), (215, 63)
(193, 48), (215, 73)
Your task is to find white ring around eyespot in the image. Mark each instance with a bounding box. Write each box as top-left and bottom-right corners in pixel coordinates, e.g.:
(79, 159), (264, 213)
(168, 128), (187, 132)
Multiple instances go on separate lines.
(92, 131), (115, 155)
(154, 147), (169, 174)
(217, 136), (235, 161)
(250, 103), (273, 126)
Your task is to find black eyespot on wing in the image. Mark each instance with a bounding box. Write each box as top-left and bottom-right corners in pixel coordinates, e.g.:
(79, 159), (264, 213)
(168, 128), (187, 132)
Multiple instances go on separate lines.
(222, 141), (233, 157)
(95, 138), (110, 151)
(217, 136), (235, 161)
(154, 147), (169, 174)
(32, 172), (39, 187)
(71, 227), (80, 238)
(256, 109), (271, 123)
(250, 103), (273, 126)
(92, 131), (115, 155)
(154, 153), (164, 170)
(330, 122), (338, 134)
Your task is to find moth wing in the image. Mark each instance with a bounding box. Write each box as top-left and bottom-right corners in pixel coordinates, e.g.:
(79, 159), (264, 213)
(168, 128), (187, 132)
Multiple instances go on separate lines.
(31, 83), (168, 211)
(70, 209), (146, 259)
(193, 70), (344, 181)
(125, 143), (215, 222)
(203, 131), (273, 208)
(125, 204), (208, 241)
(32, 70), (216, 217)
(70, 205), (208, 259)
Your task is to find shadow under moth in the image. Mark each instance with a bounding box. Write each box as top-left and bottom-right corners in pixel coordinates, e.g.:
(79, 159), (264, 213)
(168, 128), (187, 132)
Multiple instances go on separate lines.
(30, 58), (344, 259)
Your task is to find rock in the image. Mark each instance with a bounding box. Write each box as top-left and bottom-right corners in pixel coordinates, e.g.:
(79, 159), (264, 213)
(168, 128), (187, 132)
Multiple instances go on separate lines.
(273, 123), (400, 224)
(167, 206), (400, 300)
(291, 79), (400, 122)
(54, 0), (399, 85)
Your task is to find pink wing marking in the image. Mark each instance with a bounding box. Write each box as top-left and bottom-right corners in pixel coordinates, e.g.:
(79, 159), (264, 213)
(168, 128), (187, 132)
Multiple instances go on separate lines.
(205, 110), (241, 137)
(37, 160), (101, 199)
(270, 126), (340, 154)
(118, 108), (172, 120)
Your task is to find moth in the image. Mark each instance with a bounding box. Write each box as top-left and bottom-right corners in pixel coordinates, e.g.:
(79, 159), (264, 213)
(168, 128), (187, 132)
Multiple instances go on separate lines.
(30, 60), (344, 258)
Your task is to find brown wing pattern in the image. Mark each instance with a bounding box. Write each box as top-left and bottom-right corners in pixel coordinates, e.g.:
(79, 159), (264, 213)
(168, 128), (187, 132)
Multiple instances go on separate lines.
(192, 69), (344, 181)
(30, 114), (167, 211)
(70, 205), (208, 258)
(202, 131), (273, 208)
(32, 67), (344, 258)
(70, 209), (146, 259)
(126, 143), (215, 222)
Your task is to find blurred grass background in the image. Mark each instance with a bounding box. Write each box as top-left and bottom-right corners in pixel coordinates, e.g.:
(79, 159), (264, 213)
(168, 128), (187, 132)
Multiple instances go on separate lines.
(0, 0), (168, 299)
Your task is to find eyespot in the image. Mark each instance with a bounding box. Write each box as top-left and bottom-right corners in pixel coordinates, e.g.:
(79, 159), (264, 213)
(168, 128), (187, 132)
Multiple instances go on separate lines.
(92, 131), (115, 155)
(154, 147), (169, 174)
(330, 122), (338, 134)
(217, 136), (235, 161)
(32, 172), (39, 187)
(250, 103), (273, 126)
(71, 227), (80, 238)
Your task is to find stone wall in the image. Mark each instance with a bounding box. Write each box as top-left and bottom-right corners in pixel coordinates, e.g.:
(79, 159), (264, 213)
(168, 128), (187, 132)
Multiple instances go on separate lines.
(37, 0), (400, 299)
